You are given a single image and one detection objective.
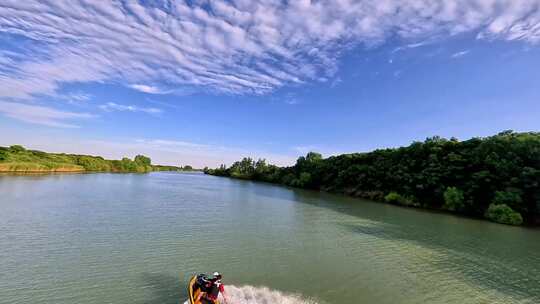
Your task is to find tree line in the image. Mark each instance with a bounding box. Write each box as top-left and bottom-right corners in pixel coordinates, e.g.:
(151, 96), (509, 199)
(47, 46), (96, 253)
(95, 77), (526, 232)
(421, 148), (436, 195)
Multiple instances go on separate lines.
(205, 131), (540, 226)
(0, 145), (192, 173)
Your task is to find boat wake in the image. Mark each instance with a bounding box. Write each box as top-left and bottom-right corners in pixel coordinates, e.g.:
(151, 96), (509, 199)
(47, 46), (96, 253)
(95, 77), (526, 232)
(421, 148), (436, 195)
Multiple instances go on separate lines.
(184, 285), (318, 304)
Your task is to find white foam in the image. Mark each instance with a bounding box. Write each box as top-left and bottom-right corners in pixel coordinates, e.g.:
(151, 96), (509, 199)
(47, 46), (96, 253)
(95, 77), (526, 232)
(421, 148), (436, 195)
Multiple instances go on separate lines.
(184, 285), (318, 304)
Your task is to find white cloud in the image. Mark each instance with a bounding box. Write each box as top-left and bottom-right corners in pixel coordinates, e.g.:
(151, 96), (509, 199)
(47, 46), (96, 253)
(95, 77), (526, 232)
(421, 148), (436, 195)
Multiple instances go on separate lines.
(129, 84), (167, 94)
(451, 50), (471, 58)
(99, 102), (162, 114)
(0, 100), (95, 128)
(0, 1), (539, 99)
(392, 41), (430, 53)
(56, 92), (92, 104)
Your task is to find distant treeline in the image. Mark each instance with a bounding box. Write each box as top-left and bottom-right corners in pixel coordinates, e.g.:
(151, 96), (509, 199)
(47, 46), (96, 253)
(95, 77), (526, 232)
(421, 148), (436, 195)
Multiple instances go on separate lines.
(205, 131), (540, 226)
(0, 145), (194, 173)
(153, 164), (195, 171)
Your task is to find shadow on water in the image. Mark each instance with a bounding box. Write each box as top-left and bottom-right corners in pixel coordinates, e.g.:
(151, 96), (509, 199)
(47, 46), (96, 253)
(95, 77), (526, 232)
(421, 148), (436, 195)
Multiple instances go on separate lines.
(231, 180), (540, 301)
(138, 273), (188, 304)
(340, 222), (540, 300)
(293, 190), (540, 301)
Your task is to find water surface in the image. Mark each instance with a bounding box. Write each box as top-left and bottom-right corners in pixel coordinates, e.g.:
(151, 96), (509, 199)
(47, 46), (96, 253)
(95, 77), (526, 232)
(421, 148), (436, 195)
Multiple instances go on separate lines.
(1, 172), (539, 304)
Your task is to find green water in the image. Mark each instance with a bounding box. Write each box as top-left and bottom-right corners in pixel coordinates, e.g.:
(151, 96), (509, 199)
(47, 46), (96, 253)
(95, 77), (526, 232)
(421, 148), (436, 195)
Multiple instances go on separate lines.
(1, 172), (539, 304)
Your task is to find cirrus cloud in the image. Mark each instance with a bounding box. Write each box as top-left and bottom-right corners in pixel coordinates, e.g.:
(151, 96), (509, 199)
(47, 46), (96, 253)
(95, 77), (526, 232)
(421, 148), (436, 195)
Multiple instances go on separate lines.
(0, 100), (95, 128)
(99, 102), (162, 114)
(0, 0), (539, 100)
(452, 50), (471, 58)
(128, 84), (168, 94)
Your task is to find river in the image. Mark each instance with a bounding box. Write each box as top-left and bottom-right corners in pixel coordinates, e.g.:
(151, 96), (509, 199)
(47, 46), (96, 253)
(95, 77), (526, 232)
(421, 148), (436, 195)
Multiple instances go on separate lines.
(1, 172), (539, 304)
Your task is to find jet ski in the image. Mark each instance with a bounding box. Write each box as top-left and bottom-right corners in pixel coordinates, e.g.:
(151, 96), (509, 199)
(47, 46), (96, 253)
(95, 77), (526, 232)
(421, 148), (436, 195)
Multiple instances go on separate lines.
(188, 274), (220, 304)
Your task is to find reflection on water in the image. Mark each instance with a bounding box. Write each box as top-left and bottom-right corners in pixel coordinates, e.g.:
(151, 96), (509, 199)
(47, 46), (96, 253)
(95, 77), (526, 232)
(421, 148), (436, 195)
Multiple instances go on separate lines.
(0, 172), (539, 304)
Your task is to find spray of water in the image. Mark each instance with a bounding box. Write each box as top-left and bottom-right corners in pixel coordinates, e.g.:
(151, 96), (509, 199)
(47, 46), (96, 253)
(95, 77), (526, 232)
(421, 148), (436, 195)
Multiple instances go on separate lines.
(184, 285), (318, 304)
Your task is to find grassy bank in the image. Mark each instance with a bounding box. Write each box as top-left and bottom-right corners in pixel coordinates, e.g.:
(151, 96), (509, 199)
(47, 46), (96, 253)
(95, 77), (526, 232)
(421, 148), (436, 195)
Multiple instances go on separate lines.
(205, 131), (540, 226)
(0, 162), (85, 172)
(0, 145), (188, 173)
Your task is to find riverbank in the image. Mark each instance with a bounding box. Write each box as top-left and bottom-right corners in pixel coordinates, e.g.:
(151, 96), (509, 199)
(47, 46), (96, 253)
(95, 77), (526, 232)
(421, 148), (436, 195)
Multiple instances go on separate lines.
(205, 131), (540, 226)
(0, 145), (189, 173)
(0, 162), (85, 172)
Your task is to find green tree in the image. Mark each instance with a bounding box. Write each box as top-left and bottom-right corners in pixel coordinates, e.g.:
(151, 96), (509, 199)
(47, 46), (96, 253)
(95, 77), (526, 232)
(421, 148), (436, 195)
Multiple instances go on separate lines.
(306, 152), (323, 162)
(134, 155), (151, 166)
(293, 172), (312, 187)
(120, 157), (137, 172)
(230, 157), (255, 179)
(443, 187), (465, 211)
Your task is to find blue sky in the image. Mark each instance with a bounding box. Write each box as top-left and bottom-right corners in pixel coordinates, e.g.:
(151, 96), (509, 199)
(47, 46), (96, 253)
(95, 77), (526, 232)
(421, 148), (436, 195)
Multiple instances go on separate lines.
(0, 1), (539, 167)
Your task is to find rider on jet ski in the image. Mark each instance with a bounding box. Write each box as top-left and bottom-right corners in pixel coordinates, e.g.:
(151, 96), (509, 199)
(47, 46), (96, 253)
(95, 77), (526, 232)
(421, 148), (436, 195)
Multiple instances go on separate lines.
(196, 272), (228, 304)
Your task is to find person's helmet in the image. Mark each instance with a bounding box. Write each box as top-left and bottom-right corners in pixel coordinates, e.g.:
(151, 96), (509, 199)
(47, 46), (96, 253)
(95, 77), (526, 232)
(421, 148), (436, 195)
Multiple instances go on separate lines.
(212, 272), (222, 280)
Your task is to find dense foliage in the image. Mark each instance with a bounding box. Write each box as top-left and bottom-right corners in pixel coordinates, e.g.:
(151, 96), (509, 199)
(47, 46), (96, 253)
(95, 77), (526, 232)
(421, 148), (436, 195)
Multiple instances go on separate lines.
(205, 131), (540, 225)
(485, 203), (524, 225)
(0, 145), (184, 173)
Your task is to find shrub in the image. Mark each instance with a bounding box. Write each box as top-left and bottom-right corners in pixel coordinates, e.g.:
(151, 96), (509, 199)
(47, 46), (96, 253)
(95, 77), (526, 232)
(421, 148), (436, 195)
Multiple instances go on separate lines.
(230, 171), (251, 179)
(384, 192), (419, 207)
(443, 187), (465, 211)
(281, 173), (296, 186)
(296, 172), (312, 187)
(385, 192), (400, 203)
(484, 203), (523, 225)
(29, 150), (49, 158)
(288, 174), (309, 188)
(355, 190), (385, 201)
(8, 145), (25, 153)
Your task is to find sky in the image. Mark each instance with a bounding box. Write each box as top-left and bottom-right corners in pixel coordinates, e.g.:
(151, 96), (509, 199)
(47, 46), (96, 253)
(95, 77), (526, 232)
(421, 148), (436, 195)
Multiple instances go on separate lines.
(0, 0), (539, 168)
